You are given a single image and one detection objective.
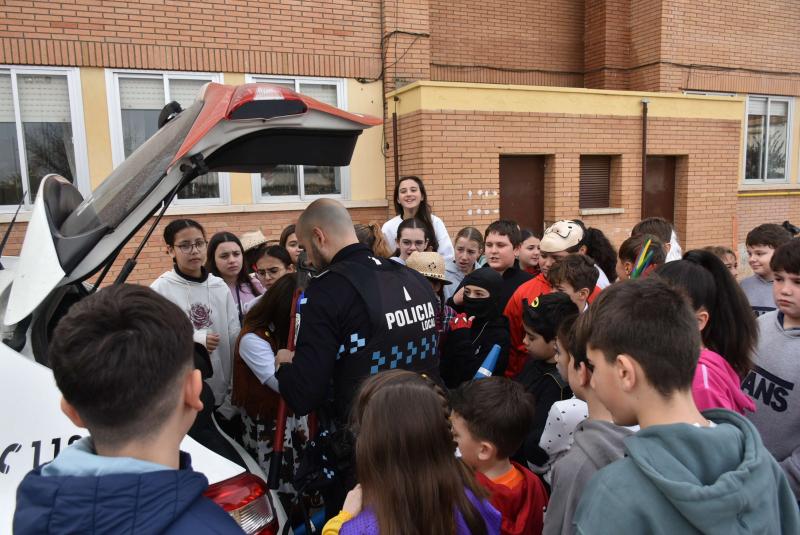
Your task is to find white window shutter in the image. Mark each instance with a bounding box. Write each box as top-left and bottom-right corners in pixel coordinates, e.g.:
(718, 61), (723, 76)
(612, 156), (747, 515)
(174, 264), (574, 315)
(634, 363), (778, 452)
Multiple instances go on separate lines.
(119, 77), (164, 110)
(18, 74), (71, 122)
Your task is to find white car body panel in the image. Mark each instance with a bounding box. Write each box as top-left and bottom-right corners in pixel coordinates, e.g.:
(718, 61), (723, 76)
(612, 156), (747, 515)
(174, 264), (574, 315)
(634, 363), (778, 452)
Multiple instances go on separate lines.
(4, 189), (64, 326)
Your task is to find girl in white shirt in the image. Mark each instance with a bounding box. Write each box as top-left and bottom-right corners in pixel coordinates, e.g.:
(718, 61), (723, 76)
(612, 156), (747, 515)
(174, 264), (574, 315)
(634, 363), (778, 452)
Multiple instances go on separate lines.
(382, 175), (454, 261)
(232, 272), (308, 493)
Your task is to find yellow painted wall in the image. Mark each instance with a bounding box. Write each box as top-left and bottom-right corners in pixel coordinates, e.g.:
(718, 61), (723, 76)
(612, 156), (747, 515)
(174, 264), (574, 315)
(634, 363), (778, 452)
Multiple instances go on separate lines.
(792, 99), (800, 185)
(80, 67), (114, 189)
(223, 72), (254, 205)
(347, 80), (386, 201)
(388, 81), (745, 121)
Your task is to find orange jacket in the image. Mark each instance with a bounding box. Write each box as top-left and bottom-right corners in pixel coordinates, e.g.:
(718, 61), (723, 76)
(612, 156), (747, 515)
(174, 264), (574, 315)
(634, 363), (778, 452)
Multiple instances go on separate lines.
(503, 274), (602, 378)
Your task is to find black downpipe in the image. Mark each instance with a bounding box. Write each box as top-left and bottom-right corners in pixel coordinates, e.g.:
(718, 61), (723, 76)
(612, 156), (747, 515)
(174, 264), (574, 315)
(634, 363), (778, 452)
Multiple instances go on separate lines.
(393, 98), (400, 185)
(641, 98), (649, 218)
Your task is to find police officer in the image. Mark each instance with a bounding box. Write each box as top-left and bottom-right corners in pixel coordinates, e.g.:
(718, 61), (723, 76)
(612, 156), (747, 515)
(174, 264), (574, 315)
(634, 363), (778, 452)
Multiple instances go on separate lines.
(275, 199), (440, 510)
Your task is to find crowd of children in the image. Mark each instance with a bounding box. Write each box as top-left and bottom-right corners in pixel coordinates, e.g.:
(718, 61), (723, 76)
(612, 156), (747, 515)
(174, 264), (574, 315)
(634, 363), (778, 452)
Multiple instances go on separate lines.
(13, 169), (800, 534)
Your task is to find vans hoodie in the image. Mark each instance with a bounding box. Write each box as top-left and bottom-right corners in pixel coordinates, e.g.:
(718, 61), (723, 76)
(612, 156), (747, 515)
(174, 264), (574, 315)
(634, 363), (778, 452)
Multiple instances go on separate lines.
(152, 269), (240, 414)
(573, 409), (800, 534)
(743, 310), (800, 497)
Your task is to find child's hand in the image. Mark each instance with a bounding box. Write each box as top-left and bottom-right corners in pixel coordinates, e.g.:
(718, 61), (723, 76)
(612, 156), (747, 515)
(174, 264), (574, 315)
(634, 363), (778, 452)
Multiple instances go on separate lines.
(206, 333), (220, 352)
(448, 313), (474, 331)
(343, 484), (362, 516)
(276, 349), (295, 366)
(452, 287), (465, 305)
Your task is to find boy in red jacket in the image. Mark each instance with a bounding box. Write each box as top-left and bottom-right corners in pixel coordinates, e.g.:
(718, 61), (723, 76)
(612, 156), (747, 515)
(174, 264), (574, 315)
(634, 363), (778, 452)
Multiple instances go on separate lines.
(451, 377), (548, 535)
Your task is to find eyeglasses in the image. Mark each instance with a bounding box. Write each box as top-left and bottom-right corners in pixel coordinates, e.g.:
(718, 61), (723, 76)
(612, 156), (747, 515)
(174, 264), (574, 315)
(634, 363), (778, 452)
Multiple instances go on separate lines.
(174, 240), (207, 253)
(400, 239), (427, 248)
(255, 267), (284, 277)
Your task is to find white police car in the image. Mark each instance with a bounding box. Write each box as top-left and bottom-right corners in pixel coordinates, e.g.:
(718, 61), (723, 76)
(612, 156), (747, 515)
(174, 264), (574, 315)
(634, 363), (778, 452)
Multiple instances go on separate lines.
(0, 82), (380, 534)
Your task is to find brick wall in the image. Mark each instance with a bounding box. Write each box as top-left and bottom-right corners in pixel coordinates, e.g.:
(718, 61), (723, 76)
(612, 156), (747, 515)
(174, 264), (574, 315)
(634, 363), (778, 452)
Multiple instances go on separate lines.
(0, 0), (383, 78)
(0, 206), (390, 286)
(658, 0), (800, 95)
(429, 0), (584, 87)
(388, 108), (742, 250)
(737, 195), (800, 274)
(584, 0), (631, 90)
(382, 0), (431, 92)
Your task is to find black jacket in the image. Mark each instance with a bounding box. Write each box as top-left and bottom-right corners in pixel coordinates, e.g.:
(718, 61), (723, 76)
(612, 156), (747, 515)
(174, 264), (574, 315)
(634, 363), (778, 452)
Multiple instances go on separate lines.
(514, 359), (571, 468)
(276, 243), (440, 422)
(440, 315), (510, 388)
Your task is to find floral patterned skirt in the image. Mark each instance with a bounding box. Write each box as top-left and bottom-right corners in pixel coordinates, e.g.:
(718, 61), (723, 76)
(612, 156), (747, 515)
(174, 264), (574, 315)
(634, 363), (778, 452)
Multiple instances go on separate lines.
(239, 409), (309, 495)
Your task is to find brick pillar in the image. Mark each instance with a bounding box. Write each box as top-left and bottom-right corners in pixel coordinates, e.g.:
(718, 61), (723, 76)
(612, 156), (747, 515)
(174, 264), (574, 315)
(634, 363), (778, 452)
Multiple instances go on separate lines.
(584, 0), (632, 90)
(382, 0), (432, 215)
(382, 0), (431, 93)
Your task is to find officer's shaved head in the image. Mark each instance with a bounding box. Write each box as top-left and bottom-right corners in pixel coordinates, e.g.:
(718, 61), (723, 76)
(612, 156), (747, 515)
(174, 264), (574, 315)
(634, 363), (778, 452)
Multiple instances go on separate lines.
(298, 199), (353, 235)
(297, 199), (358, 268)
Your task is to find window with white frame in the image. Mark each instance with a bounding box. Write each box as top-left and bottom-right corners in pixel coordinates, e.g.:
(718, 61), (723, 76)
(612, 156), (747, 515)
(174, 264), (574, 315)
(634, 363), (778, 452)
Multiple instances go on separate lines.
(745, 95), (792, 182)
(0, 66), (89, 207)
(246, 75), (348, 201)
(108, 71), (227, 203)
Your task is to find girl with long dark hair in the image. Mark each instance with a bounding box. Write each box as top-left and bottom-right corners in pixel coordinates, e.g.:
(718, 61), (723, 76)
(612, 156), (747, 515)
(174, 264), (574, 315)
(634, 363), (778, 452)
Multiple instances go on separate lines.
(206, 231), (264, 322)
(232, 273), (308, 492)
(656, 250), (758, 414)
(572, 220), (618, 285)
(322, 370), (500, 534)
(382, 176), (454, 261)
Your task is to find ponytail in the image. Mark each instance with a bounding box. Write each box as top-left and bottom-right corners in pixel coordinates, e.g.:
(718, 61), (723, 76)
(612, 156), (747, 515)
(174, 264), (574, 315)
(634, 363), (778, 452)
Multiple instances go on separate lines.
(656, 250), (756, 377)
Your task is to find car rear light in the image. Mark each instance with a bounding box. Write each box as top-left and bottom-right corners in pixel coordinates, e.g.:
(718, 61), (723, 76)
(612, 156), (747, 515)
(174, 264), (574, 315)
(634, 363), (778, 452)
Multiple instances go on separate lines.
(204, 473), (279, 535)
(227, 83), (307, 120)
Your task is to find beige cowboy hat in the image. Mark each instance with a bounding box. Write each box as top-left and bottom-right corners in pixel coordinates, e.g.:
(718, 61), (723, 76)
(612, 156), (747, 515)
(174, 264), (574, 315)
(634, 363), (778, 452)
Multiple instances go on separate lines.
(406, 251), (451, 284)
(240, 229), (269, 252)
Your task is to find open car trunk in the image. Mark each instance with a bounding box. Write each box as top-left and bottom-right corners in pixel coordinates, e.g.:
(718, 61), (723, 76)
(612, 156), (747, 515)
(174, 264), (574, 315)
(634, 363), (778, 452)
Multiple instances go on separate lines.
(4, 82), (381, 327)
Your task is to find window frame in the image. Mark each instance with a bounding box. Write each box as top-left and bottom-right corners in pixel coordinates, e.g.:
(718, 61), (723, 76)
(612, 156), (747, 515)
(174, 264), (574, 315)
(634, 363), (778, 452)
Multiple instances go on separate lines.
(742, 94), (793, 184)
(244, 74), (350, 203)
(0, 64), (90, 211)
(105, 69), (230, 205)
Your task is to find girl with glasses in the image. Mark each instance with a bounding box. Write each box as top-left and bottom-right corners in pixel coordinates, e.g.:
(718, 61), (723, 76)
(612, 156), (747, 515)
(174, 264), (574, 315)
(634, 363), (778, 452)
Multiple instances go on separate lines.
(253, 245), (295, 291)
(151, 219), (241, 421)
(391, 218), (432, 265)
(241, 245), (296, 316)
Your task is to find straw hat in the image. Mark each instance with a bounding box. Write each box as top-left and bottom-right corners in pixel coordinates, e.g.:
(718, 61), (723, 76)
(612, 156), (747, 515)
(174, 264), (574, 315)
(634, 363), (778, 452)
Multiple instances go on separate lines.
(240, 230), (269, 252)
(406, 251), (451, 284)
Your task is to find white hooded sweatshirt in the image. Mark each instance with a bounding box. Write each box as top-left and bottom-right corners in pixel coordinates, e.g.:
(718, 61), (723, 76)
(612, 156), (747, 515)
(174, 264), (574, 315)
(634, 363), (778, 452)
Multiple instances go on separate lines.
(151, 269), (240, 417)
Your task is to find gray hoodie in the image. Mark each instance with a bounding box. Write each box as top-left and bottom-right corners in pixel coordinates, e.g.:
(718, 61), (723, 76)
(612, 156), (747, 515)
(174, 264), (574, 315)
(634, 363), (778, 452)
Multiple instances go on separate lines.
(543, 419), (633, 535)
(574, 409), (800, 534)
(740, 274), (776, 317)
(743, 310), (800, 497)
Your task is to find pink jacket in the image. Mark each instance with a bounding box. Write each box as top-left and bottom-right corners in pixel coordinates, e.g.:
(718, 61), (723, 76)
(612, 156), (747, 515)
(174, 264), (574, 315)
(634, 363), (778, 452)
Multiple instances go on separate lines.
(692, 348), (755, 415)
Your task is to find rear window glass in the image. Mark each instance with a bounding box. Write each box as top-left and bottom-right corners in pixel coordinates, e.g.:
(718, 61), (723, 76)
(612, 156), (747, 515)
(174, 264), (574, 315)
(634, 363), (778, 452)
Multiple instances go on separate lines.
(59, 100), (203, 237)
